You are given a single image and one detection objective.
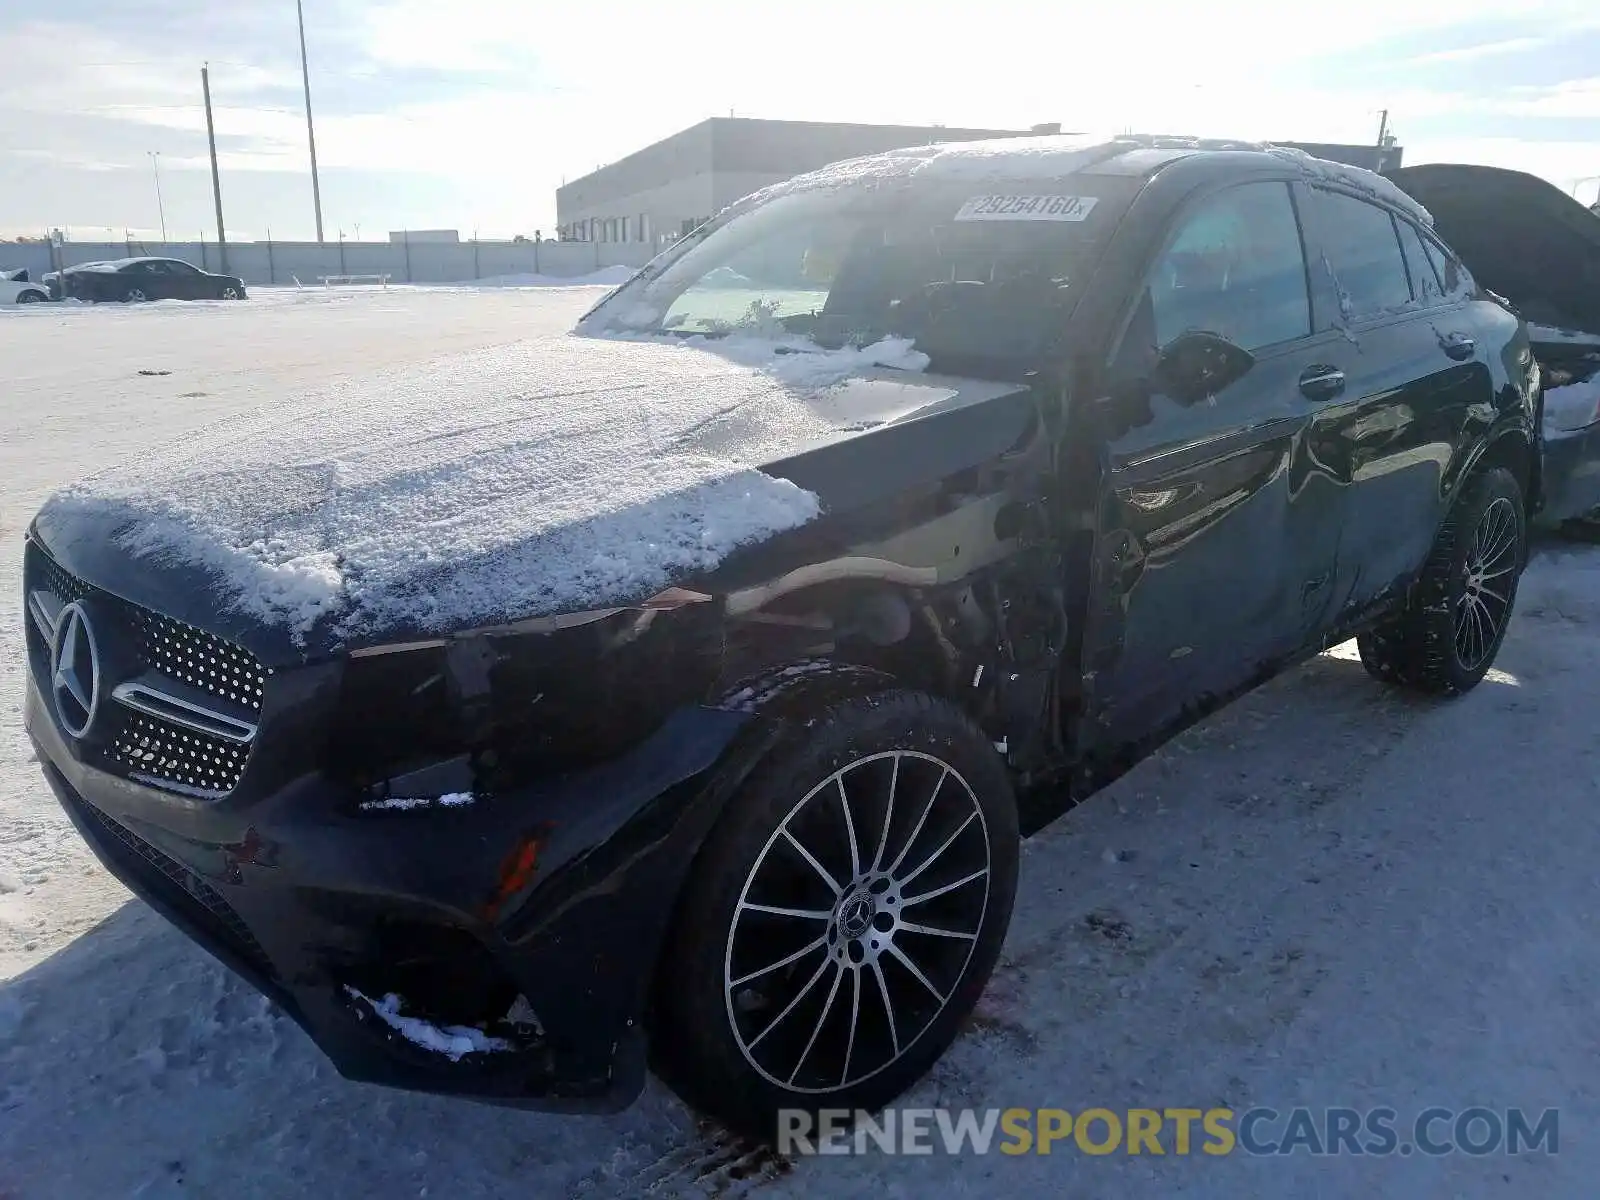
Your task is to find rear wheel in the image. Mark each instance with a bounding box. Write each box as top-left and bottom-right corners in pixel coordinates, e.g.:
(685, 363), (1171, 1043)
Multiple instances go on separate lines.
(653, 689), (1018, 1137)
(121, 288), (148, 303)
(1358, 466), (1525, 694)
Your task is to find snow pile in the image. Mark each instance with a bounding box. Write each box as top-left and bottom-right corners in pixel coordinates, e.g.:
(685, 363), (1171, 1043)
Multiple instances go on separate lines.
(1543, 375), (1600, 432)
(358, 792), (474, 812)
(449, 266), (637, 288)
(38, 331), (860, 647)
(686, 333), (930, 389)
(344, 988), (511, 1060)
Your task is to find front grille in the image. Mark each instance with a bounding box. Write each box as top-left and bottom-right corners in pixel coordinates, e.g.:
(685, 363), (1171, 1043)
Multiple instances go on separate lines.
(130, 608), (266, 713)
(70, 788), (275, 980)
(25, 540), (269, 797)
(106, 710), (255, 795)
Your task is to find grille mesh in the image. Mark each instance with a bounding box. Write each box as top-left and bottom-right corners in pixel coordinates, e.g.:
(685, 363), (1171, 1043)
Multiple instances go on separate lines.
(131, 609), (267, 713)
(72, 790), (274, 978)
(108, 712), (254, 795)
(26, 541), (268, 797)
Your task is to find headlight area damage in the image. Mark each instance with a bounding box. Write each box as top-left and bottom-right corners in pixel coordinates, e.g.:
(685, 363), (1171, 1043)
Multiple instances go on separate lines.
(302, 455), (1071, 1100)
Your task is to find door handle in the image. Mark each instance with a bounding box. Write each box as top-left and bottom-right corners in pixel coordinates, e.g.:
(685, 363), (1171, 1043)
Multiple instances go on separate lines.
(1299, 365), (1345, 402)
(1440, 332), (1476, 361)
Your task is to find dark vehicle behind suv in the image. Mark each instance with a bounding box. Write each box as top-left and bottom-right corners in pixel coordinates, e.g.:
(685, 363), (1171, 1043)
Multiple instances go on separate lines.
(44, 256), (247, 303)
(23, 135), (1537, 1135)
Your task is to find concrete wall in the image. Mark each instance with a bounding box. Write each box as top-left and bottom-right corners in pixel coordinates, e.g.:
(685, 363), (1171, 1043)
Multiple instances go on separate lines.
(0, 238), (655, 287)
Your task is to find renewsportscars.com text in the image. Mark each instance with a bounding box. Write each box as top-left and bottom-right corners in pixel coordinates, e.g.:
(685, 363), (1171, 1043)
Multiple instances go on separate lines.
(777, 1106), (1560, 1157)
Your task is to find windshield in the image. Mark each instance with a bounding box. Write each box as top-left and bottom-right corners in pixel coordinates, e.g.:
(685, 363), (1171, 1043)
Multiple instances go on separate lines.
(583, 176), (1134, 379)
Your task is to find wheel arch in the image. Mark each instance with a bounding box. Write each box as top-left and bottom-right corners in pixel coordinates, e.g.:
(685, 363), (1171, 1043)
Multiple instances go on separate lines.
(1448, 424), (1537, 521)
(635, 660), (906, 1048)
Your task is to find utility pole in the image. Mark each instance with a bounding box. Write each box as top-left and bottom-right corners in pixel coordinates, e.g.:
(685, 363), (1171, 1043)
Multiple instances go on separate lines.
(298, 0), (325, 243)
(148, 151), (167, 243)
(202, 64), (229, 273)
(1374, 108), (1391, 170)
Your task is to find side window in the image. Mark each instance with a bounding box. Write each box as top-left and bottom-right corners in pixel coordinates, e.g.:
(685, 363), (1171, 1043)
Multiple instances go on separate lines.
(1421, 234), (1471, 301)
(1143, 181), (1311, 353)
(1395, 219), (1445, 304)
(1303, 189), (1413, 321)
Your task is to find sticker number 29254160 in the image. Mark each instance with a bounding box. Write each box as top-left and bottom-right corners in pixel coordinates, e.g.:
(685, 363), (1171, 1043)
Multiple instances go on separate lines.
(953, 195), (1099, 221)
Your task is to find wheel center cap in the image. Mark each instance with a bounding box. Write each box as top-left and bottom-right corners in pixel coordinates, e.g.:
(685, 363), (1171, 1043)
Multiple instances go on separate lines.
(838, 893), (876, 938)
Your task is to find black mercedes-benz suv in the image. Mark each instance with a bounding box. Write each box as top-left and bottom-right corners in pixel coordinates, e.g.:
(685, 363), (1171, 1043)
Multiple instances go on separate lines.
(23, 134), (1539, 1135)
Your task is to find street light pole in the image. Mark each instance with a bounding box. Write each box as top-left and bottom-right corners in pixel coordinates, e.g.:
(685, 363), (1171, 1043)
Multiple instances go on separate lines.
(297, 0), (326, 243)
(201, 63), (229, 274)
(148, 151), (167, 243)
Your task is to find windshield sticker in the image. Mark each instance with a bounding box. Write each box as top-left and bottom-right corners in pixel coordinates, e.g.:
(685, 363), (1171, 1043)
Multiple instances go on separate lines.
(953, 195), (1099, 222)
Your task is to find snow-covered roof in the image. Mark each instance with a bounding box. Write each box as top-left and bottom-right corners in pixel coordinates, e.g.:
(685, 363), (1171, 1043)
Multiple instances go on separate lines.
(733, 132), (1433, 225)
(62, 257), (177, 273)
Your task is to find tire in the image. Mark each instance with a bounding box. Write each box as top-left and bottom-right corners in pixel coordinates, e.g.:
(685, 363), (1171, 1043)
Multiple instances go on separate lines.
(122, 288), (147, 303)
(653, 689), (1019, 1137)
(1357, 466), (1525, 695)
(17, 290), (43, 304)
(221, 286), (241, 300)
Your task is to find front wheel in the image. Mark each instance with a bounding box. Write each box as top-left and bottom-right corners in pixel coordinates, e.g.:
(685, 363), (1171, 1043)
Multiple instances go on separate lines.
(221, 285), (242, 300)
(653, 689), (1019, 1137)
(121, 288), (148, 303)
(17, 290), (43, 304)
(1358, 465), (1526, 694)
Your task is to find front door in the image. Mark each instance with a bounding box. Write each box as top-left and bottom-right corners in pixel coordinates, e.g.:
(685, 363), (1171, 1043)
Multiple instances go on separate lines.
(1079, 178), (1347, 755)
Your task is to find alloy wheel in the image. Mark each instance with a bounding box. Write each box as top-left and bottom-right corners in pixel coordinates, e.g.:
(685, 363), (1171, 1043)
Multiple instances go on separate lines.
(124, 289), (147, 302)
(1455, 495), (1519, 671)
(723, 750), (991, 1094)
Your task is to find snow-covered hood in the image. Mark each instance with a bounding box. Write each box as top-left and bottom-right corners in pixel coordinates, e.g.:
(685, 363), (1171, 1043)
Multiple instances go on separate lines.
(34, 331), (1027, 660)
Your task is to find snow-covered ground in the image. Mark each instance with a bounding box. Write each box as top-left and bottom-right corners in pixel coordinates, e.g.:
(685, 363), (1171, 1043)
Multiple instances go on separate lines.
(3, 287), (1599, 1198)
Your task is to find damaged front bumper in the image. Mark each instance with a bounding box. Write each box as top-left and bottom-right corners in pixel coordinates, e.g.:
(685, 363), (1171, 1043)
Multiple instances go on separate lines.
(26, 675), (752, 1112)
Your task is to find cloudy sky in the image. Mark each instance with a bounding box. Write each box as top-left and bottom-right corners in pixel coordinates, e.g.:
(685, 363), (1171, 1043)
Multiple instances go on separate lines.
(3, 0), (1600, 242)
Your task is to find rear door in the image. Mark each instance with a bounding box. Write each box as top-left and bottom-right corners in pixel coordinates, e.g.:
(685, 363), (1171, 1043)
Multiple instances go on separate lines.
(1082, 178), (1349, 748)
(1293, 186), (1497, 620)
(162, 260), (210, 298)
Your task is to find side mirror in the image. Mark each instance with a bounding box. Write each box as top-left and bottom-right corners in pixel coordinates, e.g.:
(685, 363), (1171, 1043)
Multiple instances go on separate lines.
(1154, 330), (1255, 404)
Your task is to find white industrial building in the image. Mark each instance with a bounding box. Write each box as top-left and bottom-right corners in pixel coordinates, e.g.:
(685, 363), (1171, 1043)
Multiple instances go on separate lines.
(554, 118), (1058, 248)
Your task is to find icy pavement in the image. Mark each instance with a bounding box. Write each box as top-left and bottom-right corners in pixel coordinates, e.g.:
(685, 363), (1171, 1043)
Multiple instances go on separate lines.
(3, 287), (1600, 1197)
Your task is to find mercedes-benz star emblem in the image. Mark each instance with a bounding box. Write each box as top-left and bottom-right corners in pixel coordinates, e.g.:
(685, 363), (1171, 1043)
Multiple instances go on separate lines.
(50, 601), (102, 739)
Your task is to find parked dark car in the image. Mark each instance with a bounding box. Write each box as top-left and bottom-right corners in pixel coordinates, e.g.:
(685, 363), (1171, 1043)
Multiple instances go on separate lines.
(1386, 163), (1600, 531)
(43, 256), (247, 303)
(23, 135), (1538, 1136)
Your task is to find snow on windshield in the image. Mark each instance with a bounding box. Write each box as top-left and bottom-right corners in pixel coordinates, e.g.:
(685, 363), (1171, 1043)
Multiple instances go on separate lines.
(583, 170), (1127, 380)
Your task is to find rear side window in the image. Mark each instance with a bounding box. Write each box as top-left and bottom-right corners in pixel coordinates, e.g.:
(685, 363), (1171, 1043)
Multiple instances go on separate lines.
(1421, 234), (1472, 301)
(1143, 181), (1311, 352)
(1395, 219), (1445, 304)
(1304, 189), (1413, 321)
